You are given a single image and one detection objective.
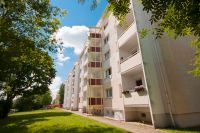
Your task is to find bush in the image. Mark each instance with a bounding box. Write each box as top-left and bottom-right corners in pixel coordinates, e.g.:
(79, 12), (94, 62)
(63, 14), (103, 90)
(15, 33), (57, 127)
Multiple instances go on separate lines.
(13, 92), (52, 112)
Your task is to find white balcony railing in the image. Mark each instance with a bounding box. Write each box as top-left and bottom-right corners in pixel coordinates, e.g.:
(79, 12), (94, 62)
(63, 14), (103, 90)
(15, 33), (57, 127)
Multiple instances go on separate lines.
(120, 52), (142, 74)
(118, 22), (137, 48)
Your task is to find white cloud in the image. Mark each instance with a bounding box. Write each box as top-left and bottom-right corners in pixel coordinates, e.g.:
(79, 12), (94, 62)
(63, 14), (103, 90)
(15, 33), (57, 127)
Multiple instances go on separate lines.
(54, 26), (89, 55)
(57, 49), (70, 62)
(56, 62), (64, 66)
(57, 52), (70, 62)
(55, 48), (70, 66)
(49, 76), (63, 100)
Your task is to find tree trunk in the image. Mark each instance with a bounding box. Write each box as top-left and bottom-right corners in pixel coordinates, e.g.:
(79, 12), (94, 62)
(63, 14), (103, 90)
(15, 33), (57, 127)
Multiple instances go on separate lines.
(0, 98), (12, 119)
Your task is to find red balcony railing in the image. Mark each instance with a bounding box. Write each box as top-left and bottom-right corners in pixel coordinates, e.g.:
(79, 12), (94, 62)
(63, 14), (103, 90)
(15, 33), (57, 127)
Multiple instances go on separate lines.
(88, 47), (101, 52)
(88, 98), (103, 105)
(90, 33), (101, 38)
(88, 79), (102, 85)
(88, 62), (102, 68)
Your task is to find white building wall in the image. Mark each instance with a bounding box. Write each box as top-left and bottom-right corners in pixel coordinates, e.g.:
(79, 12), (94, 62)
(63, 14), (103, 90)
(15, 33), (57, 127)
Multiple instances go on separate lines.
(63, 1), (200, 128)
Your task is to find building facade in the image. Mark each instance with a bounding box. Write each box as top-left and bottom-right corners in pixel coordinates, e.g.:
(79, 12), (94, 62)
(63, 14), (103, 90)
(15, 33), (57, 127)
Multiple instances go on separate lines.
(63, 62), (80, 110)
(63, 0), (200, 128)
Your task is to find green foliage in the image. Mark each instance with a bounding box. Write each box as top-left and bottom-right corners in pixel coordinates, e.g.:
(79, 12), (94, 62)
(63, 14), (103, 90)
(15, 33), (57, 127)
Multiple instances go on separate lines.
(77, 0), (130, 23)
(140, 0), (200, 75)
(13, 91), (52, 112)
(107, 0), (130, 24)
(58, 83), (65, 104)
(190, 38), (200, 76)
(41, 91), (52, 106)
(0, 0), (64, 117)
(78, 0), (101, 10)
(141, 0), (200, 37)
(163, 126), (200, 133)
(0, 43), (56, 99)
(0, 0), (66, 51)
(139, 28), (150, 39)
(81, 0), (200, 75)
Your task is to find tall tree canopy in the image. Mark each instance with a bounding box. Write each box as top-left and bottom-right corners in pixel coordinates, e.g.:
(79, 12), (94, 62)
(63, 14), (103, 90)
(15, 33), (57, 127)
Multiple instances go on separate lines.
(0, 0), (65, 118)
(79, 0), (200, 75)
(0, 0), (65, 51)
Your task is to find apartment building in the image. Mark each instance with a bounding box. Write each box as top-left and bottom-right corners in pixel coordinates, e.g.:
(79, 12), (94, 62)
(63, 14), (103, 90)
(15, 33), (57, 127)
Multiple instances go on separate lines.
(63, 0), (200, 128)
(63, 62), (80, 110)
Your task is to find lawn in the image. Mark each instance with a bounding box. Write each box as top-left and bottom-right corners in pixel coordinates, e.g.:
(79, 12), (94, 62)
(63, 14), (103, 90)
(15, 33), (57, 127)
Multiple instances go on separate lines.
(0, 109), (129, 133)
(163, 127), (200, 133)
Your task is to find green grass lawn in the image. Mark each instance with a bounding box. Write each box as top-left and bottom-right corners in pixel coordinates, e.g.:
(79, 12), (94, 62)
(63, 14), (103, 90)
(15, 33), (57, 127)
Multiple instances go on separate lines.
(0, 109), (129, 133)
(163, 127), (200, 133)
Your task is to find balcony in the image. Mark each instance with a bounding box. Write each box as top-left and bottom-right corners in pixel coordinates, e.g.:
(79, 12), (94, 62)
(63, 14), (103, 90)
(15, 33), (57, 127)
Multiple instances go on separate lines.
(88, 47), (101, 52)
(83, 71), (88, 78)
(120, 52), (142, 74)
(88, 79), (102, 86)
(88, 71), (102, 79)
(88, 98), (103, 105)
(121, 71), (149, 107)
(118, 23), (137, 48)
(83, 58), (88, 66)
(83, 85), (87, 91)
(88, 61), (102, 68)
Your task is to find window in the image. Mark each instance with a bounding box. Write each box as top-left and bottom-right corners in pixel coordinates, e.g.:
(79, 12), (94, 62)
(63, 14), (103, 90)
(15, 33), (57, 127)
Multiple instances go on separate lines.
(106, 88), (112, 98)
(104, 35), (109, 45)
(136, 79), (143, 86)
(105, 68), (112, 79)
(103, 23), (108, 30)
(104, 51), (110, 60)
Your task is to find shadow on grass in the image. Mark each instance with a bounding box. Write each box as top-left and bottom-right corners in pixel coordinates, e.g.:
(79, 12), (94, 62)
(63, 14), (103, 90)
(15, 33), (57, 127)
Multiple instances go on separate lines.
(163, 126), (200, 133)
(0, 110), (129, 133)
(37, 126), (129, 133)
(0, 110), (73, 133)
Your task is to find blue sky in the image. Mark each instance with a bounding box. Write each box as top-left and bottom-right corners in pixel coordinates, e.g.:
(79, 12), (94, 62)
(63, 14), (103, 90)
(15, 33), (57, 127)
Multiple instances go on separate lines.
(49, 0), (107, 98)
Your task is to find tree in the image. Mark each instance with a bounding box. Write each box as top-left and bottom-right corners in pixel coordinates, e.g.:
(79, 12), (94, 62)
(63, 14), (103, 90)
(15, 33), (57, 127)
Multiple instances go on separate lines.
(79, 0), (200, 76)
(40, 91), (52, 106)
(0, 0), (65, 118)
(0, 0), (65, 51)
(0, 44), (55, 117)
(13, 90), (52, 111)
(139, 0), (200, 76)
(78, 0), (130, 23)
(58, 83), (65, 104)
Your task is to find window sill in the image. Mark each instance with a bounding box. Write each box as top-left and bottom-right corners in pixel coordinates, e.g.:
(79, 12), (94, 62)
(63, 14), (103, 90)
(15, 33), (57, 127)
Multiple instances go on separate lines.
(105, 97), (112, 99)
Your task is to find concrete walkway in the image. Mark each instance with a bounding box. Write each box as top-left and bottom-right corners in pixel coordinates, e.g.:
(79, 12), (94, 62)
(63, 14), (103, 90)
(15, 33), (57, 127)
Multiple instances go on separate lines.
(64, 110), (168, 133)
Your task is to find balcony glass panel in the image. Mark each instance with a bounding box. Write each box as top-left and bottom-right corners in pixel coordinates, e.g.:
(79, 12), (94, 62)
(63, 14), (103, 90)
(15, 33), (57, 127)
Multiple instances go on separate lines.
(88, 47), (101, 52)
(90, 33), (101, 38)
(88, 98), (103, 105)
(88, 79), (102, 85)
(88, 62), (102, 68)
